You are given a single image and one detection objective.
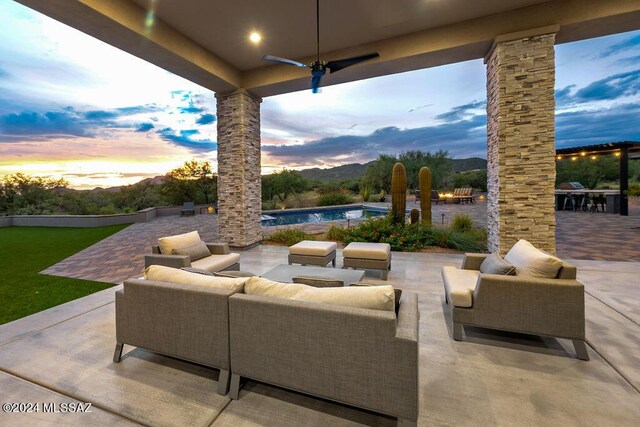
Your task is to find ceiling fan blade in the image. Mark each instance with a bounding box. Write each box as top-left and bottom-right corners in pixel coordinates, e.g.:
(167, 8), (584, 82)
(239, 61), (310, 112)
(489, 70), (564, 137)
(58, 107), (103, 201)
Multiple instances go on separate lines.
(311, 75), (322, 93)
(326, 52), (379, 73)
(262, 55), (308, 68)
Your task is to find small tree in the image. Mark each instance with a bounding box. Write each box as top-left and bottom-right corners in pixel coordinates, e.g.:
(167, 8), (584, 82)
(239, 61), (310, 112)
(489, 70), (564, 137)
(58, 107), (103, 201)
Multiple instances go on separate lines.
(262, 169), (308, 205)
(162, 160), (217, 204)
(0, 173), (68, 215)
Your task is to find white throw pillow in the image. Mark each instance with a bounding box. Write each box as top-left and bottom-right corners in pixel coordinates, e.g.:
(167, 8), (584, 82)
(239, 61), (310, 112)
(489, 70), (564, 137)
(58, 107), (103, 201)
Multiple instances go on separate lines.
(158, 230), (202, 255)
(244, 277), (395, 311)
(504, 239), (562, 278)
(145, 265), (247, 292)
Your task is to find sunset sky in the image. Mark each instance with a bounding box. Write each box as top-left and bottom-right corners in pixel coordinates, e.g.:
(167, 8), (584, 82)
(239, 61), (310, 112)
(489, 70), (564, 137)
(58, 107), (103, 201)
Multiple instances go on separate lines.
(1, 0), (640, 189)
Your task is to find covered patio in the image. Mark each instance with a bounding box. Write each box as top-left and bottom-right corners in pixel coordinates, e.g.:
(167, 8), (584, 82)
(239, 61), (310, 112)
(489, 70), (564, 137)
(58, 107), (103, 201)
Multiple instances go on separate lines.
(4, 0), (640, 425)
(1, 245), (639, 426)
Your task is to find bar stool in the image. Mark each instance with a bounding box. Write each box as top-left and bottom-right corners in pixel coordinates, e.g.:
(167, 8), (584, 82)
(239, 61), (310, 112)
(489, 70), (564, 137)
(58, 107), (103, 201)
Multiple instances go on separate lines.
(562, 193), (575, 211)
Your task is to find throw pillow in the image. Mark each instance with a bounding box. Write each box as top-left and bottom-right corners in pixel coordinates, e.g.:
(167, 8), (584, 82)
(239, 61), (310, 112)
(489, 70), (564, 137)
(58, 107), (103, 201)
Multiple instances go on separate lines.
(350, 282), (402, 313)
(171, 241), (211, 261)
(292, 276), (344, 288)
(504, 239), (563, 278)
(479, 253), (516, 275)
(245, 277), (395, 312)
(145, 265), (247, 292)
(181, 267), (213, 276)
(158, 230), (202, 255)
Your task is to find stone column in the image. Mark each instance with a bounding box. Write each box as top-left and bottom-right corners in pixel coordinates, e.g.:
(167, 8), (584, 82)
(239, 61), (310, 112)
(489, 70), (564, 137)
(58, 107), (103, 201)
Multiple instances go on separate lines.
(215, 89), (262, 248)
(485, 27), (557, 254)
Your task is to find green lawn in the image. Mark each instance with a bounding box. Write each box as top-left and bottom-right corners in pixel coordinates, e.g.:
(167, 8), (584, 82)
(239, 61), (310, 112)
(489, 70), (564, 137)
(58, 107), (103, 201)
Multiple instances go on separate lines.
(0, 224), (130, 325)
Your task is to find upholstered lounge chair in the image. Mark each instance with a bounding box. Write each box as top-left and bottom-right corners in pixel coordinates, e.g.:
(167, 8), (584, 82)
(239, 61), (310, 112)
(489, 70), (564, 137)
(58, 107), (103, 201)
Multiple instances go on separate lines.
(144, 231), (240, 273)
(441, 240), (589, 360)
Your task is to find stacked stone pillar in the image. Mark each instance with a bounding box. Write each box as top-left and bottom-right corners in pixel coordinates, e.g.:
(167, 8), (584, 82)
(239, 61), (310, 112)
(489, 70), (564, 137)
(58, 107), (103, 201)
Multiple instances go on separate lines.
(485, 28), (557, 254)
(215, 89), (262, 248)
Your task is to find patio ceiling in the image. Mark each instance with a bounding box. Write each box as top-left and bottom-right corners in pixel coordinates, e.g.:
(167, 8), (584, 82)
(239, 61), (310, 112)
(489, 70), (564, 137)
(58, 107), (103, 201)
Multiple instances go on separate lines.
(15, 0), (640, 97)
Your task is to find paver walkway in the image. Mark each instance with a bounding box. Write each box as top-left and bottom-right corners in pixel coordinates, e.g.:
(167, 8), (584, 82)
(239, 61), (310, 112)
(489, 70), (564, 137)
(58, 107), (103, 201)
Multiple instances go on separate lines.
(41, 201), (639, 284)
(42, 214), (218, 284)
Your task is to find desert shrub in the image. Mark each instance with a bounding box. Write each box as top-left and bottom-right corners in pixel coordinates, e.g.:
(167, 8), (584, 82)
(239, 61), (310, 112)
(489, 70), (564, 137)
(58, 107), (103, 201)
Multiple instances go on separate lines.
(263, 229), (315, 246)
(451, 213), (473, 232)
(627, 183), (640, 197)
(324, 225), (347, 241)
(317, 192), (353, 206)
(341, 214), (486, 252)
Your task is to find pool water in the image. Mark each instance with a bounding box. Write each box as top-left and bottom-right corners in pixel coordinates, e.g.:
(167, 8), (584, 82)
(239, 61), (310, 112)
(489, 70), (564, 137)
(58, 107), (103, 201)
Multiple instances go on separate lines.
(261, 207), (386, 227)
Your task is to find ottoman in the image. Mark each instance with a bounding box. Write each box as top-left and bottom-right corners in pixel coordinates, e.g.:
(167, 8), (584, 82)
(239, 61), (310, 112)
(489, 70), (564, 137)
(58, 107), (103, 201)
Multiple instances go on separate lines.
(288, 240), (337, 267)
(342, 242), (392, 280)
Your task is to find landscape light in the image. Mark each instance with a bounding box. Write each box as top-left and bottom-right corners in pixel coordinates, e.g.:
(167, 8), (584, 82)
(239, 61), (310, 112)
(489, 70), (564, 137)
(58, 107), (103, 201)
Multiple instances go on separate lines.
(556, 155), (562, 160)
(580, 152), (586, 156)
(571, 156), (577, 161)
(591, 155), (597, 160)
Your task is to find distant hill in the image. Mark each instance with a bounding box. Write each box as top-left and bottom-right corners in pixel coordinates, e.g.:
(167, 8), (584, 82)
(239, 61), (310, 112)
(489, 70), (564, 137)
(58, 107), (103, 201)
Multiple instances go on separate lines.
(297, 157), (487, 182)
(297, 161), (375, 182)
(451, 157), (487, 172)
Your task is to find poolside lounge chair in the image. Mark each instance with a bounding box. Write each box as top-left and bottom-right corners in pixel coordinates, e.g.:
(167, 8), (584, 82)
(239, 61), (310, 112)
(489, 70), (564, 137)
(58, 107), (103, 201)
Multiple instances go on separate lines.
(181, 202), (195, 216)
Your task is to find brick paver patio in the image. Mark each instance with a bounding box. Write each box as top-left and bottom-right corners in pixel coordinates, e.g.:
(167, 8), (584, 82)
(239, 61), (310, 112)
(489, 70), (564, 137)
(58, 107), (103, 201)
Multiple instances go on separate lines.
(41, 200), (639, 284)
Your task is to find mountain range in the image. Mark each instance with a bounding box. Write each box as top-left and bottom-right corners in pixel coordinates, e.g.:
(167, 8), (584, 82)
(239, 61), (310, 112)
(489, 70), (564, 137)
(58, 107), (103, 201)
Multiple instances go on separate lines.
(297, 157), (487, 182)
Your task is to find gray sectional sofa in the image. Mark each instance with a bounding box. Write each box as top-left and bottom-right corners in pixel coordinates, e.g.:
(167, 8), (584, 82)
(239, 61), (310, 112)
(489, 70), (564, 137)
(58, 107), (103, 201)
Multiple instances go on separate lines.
(228, 292), (419, 426)
(113, 268), (419, 424)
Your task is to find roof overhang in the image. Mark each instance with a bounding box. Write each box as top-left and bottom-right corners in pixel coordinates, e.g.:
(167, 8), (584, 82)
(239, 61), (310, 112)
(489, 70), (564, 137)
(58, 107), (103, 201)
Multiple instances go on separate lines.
(15, 0), (640, 98)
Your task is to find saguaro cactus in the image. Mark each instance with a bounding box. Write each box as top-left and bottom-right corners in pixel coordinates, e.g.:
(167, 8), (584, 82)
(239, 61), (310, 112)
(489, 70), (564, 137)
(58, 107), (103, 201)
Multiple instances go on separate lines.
(391, 162), (407, 224)
(410, 208), (420, 224)
(419, 166), (432, 225)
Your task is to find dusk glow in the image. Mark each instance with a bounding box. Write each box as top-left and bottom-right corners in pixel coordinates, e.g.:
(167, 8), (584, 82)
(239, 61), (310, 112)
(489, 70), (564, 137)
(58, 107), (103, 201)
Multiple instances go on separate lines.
(1, 1), (639, 189)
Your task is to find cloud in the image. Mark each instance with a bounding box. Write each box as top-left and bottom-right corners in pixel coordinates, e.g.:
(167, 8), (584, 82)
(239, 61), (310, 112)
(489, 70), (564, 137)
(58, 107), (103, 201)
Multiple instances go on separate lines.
(263, 111), (487, 165)
(0, 110), (92, 141)
(574, 69), (640, 101)
(136, 122), (154, 132)
(157, 127), (217, 152)
(435, 100), (485, 122)
(0, 67), (9, 78)
(599, 34), (640, 58)
(555, 85), (576, 107)
(556, 103), (640, 148)
(196, 113), (216, 125)
(615, 55), (640, 67)
(179, 106), (204, 114)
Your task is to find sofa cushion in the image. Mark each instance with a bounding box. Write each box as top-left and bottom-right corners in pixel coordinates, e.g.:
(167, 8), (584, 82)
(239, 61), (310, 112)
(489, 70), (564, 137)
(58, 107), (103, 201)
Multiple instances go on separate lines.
(158, 230), (202, 255)
(351, 282), (403, 314)
(442, 265), (480, 308)
(343, 242), (391, 260)
(145, 265), (247, 292)
(181, 267), (214, 276)
(191, 253), (241, 273)
(480, 253), (515, 275)
(172, 241), (211, 261)
(504, 239), (562, 278)
(245, 277), (395, 311)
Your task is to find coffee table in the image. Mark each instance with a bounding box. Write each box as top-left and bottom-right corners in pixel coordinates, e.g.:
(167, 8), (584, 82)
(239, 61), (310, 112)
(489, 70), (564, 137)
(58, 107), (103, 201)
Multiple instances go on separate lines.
(261, 264), (365, 285)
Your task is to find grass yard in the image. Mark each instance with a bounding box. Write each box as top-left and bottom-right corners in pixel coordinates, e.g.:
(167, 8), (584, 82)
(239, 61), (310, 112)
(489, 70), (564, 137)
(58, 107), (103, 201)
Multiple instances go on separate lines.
(0, 224), (130, 325)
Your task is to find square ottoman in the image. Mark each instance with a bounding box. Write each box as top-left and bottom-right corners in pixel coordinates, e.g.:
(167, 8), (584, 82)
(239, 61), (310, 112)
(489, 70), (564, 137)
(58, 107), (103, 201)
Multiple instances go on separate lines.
(288, 240), (337, 267)
(342, 242), (392, 280)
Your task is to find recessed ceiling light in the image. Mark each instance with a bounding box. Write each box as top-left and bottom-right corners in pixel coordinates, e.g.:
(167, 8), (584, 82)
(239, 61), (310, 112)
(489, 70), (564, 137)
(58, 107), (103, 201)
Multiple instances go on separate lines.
(249, 32), (261, 43)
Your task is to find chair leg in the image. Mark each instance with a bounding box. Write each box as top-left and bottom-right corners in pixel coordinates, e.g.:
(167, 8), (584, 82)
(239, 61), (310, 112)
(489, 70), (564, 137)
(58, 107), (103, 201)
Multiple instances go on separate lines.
(229, 373), (241, 400)
(332, 258), (336, 267)
(453, 322), (463, 341)
(573, 340), (590, 360)
(217, 369), (231, 395)
(113, 342), (124, 363)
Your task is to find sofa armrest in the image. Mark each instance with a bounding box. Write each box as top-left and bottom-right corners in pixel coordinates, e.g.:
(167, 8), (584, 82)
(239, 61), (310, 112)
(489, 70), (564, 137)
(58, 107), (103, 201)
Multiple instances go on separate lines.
(144, 254), (191, 269)
(467, 274), (585, 339)
(462, 253), (489, 270)
(116, 278), (236, 369)
(229, 294), (418, 420)
(396, 291), (419, 342)
(206, 243), (230, 255)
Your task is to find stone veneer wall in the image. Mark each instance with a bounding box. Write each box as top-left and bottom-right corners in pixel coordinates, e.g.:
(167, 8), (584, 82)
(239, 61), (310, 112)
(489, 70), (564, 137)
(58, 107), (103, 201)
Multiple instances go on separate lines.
(486, 32), (557, 254)
(216, 89), (263, 247)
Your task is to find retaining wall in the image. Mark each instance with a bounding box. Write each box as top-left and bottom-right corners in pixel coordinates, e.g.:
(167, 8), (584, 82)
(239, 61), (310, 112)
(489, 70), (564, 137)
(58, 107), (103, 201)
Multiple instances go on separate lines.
(0, 205), (213, 228)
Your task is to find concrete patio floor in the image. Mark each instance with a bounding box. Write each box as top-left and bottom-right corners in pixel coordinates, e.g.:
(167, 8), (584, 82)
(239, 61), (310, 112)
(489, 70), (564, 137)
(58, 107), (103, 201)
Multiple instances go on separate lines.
(1, 246), (640, 426)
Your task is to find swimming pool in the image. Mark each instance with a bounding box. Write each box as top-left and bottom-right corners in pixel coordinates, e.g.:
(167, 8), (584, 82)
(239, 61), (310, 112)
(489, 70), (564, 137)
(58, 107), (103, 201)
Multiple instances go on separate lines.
(261, 206), (386, 227)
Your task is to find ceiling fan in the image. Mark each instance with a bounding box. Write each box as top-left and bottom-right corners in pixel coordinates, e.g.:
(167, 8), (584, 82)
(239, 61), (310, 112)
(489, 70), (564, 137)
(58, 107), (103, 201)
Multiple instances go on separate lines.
(261, 0), (379, 93)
